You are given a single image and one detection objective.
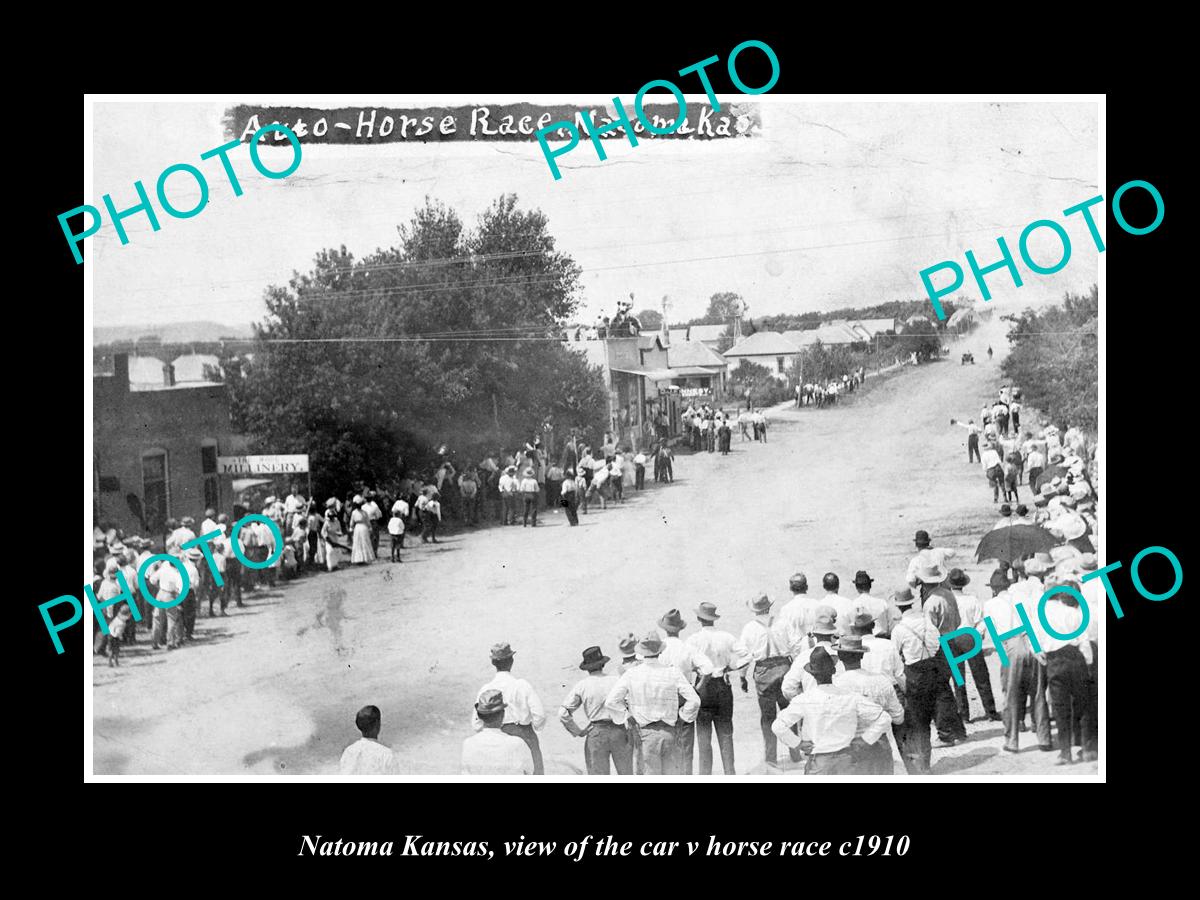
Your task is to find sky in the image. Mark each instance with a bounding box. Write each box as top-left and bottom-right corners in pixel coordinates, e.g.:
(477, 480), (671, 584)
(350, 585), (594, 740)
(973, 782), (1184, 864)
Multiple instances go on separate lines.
(90, 97), (1099, 332)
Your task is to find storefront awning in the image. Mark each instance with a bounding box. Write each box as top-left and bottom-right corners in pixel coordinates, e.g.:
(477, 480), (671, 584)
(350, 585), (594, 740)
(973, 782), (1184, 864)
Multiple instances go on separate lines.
(610, 366), (676, 382)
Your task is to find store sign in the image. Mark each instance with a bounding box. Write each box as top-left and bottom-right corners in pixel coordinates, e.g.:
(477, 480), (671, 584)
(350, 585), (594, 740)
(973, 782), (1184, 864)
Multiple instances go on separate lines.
(217, 454), (310, 475)
(680, 388), (712, 398)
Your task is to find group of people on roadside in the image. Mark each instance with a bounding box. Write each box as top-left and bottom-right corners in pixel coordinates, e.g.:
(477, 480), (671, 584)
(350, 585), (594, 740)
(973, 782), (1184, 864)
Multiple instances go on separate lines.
(795, 369), (865, 408)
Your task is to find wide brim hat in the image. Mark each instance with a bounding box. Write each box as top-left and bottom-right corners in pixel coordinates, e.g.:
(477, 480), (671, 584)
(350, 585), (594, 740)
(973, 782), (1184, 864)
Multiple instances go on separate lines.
(811, 605), (839, 635)
(695, 603), (720, 621)
(475, 689), (506, 716)
(988, 569), (1011, 590)
(579, 646), (610, 670)
(915, 563), (947, 584)
(748, 594), (773, 614)
(804, 646), (837, 678)
(1024, 557), (1050, 576)
(892, 587), (916, 607)
(947, 568), (970, 588)
(658, 609), (686, 631)
(637, 633), (665, 656)
(853, 570), (873, 587)
(489, 642), (516, 662)
(837, 636), (870, 655)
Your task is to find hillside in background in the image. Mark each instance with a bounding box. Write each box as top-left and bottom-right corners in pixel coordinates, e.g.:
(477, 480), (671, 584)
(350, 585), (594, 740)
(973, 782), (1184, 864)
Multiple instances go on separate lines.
(93, 320), (254, 346)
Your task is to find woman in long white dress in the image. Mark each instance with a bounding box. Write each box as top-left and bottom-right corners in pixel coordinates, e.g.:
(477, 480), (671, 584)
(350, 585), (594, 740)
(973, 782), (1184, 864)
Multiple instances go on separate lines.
(350, 496), (375, 565)
(321, 507), (345, 571)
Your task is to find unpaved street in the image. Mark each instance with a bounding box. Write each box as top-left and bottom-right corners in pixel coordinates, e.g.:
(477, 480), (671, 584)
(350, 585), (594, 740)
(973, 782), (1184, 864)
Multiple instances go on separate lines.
(93, 317), (1098, 777)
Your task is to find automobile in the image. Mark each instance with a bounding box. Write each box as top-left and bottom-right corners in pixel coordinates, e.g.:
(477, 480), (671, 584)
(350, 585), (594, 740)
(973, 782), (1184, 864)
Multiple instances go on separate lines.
(961, 352), (975, 365)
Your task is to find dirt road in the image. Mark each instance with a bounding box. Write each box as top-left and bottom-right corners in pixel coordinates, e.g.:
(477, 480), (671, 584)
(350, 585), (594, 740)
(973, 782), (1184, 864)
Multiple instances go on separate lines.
(93, 317), (1097, 777)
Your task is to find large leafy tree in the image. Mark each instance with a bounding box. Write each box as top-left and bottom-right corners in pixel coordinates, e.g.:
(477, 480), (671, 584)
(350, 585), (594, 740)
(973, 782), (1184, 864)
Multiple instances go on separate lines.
(222, 195), (608, 498)
(1001, 285), (1097, 433)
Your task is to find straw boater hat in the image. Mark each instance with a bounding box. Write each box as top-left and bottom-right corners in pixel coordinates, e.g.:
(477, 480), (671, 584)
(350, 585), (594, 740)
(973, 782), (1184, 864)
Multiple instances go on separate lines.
(579, 646), (610, 671)
(695, 602), (720, 622)
(637, 631), (665, 657)
(1057, 515), (1087, 540)
(748, 594), (773, 614)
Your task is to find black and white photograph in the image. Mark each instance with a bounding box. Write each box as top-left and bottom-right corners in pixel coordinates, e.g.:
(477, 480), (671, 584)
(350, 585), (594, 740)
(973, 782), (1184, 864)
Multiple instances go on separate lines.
(85, 93), (1104, 780)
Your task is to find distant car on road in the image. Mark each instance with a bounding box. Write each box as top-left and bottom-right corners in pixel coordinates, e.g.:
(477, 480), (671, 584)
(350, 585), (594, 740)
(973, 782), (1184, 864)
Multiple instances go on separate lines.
(961, 352), (975, 365)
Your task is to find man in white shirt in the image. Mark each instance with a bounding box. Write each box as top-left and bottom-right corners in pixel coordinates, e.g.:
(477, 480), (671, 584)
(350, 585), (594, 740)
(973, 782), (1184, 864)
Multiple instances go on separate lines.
(822, 572), (855, 637)
(1039, 576), (1096, 765)
(656, 609), (713, 775)
(774, 572), (818, 656)
(605, 632), (701, 775)
(849, 571), (888, 636)
(340, 705), (401, 775)
(685, 603), (747, 775)
(781, 607), (843, 700)
(559, 646), (632, 775)
(906, 531), (958, 588)
(945, 569), (1001, 723)
(772, 646), (890, 775)
(849, 610), (905, 692)
(889, 588), (943, 773)
(985, 563), (1051, 754)
(498, 466), (518, 525)
(834, 635), (904, 774)
(472, 642), (546, 774)
(462, 690), (534, 776)
(737, 594), (800, 766)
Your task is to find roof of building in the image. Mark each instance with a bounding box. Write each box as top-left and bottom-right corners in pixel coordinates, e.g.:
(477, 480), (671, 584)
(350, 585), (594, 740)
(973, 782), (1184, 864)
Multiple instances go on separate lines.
(170, 353), (222, 383)
(668, 328), (689, 344)
(668, 340), (728, 369)
(723, 332), (801, 357)
(127, 356), (168, 385)
(946, 308), (974, 327)
(857, 317), (897, 335)
(688, 323), (731, 343)
(638, 333), (668, 352)
(784, 324), (862, 346)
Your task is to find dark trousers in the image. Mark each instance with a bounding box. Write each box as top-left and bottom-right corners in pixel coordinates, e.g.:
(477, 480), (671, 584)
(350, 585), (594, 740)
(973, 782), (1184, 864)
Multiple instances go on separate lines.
(563, 492), (579, 525)
(950, 634), (998, 718)
(635, 464), (645, 489)
(987, 465), (1004, 502)
(804, 746), (855, 775)
(1028, 466), (1043, 489)
(675, 718), (695, 775)
(1046, 646), (1093, 758)
(501, 722), (544, 775)
(584, 720), (634, 775)
(968, 433), (981, 462)
(933, 654), (967, 741)
(306, 532), (319, 569)
(898, 658), (941, 773)
(501, 494), (515, 525)
(850, 735), (894, 775)
(181, 592), (197, 639)
(522, 495), (538, 526)
(1002, 642), (1051, 749)
(756, 684), (802, 765)
(696, 679), (735, 775)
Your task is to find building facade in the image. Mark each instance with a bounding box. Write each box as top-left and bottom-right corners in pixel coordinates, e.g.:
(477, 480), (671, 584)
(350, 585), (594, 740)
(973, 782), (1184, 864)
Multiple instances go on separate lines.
(94, 353), (247, 538)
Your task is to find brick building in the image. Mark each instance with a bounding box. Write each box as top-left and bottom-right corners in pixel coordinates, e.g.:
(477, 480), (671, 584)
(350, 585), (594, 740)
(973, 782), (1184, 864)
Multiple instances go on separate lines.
(93, 352), (248, 537)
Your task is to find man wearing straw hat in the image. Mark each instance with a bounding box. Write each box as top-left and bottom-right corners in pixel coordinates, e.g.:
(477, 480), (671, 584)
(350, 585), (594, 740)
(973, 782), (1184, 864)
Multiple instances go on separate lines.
(686, 602), (745, 775)
(946, 568), (1001, 723)
(738, 594), (802, 767)
(987, 562), (1052, 754)
(605, 632), (700, 775)
(472, 642), (546, 774)
(834, 634), (904, 774)
(559, 646), (633, 775)
(771, 646), (890, 776)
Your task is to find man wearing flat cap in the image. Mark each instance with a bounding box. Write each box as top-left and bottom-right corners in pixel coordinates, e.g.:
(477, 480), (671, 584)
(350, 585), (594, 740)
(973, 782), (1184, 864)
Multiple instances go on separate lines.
(605, 632), (701, 775)
(559, 646), (633, 775)
(462, 690), (535, 775)
(771, 646), (891, 776)
(472, 642), (546, 774)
